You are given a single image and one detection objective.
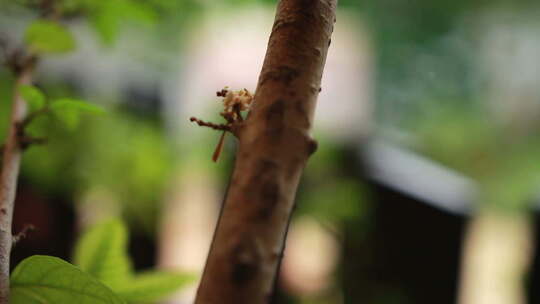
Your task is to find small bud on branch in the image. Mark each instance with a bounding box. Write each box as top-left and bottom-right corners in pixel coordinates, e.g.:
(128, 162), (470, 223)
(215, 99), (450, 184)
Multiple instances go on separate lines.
(190, 87), (253, 161)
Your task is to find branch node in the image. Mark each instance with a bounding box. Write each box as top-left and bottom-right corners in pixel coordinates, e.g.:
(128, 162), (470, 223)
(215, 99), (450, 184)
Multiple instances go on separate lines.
(21, 107), (48, 130)
(4, 50), (36, 76)
(20, 136), (48, 150)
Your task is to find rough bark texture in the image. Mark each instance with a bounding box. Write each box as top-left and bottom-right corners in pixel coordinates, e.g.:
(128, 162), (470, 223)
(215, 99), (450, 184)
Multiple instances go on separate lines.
(0, 64), (34, 303)
(194, 1), (337, 303)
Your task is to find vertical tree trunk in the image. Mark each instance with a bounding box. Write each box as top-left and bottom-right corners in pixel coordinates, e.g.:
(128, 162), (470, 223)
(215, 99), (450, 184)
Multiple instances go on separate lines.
(0, 62), (34, 303)
(194, 0), (337, 303)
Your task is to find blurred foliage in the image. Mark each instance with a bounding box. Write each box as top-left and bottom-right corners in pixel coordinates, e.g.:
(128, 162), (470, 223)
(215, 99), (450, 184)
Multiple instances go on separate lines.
(364, 0), (540, 213)
(7, 1), (534, 303)
(48, 97), (106, 129)
(359, 0), (534, 125)
(25, 20), (76, 54)
(297, 136), (370, 226)
(10, 219), (194, 303)
(61, 0), (159, 45)
(19, 107), (175, 233)
(0, 72), (14, 141)
(0, 81), (174, 234)
(73, 218), (196, 303)
(19, 85), (45, 111)
(76, 113), (175, 232)
(0, 0), (208, 234)
(414, 105), (540, 212)
(114, 271), (195, 303)
(19, 84), (106, 130)
(74, 218), (132, 290)
(10, 255), (124, 304)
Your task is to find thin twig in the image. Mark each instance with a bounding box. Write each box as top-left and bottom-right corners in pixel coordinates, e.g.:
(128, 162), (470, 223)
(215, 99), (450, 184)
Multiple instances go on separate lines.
(189, 117), (231, 132)
(12, 224), (36, 246)
(20, 106), (48, 129)
(19, 135), (48, 150)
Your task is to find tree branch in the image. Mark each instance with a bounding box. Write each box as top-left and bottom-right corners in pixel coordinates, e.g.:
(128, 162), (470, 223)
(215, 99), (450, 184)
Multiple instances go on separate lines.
(194, 1), (336, 303)
(0, 57), (35, 303)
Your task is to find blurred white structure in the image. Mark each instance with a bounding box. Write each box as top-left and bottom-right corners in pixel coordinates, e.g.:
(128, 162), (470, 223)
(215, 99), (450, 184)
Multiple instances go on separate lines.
(167, 7), (373, 141)
(456, 11), (540, 304)
(477, 10), (540, 132)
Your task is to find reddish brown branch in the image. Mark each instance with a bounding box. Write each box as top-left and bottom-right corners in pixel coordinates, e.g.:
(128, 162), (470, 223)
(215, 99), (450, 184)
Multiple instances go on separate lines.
(194, 0), (336, 303)
(189, 117), (231, 132)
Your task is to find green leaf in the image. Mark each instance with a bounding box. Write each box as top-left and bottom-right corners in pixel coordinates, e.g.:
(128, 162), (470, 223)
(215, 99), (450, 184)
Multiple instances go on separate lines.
(73, 218), (133, 290)
(90, 3), (119, 45)
(25, 20), (76, 54)
(115, 271), (197, 303)
(10, 255), (125, 304)
(51, 98), (106, 114)
(89, 0), (157, 45)
(19, 85), (45, 111)
(50, 98), (105, 129)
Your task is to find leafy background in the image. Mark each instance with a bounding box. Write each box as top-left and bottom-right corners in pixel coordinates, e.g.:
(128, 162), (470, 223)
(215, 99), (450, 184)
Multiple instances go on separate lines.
(2, 0), (540, 303)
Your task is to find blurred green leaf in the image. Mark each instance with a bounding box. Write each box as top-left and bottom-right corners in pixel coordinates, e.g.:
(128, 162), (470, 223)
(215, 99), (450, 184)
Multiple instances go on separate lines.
(88, 0), (157, 45)
(50, 98), (105, 129)
(51, 98), (106, 114)
(299, 179), (365, 223)
(25, 20), (76, 54)
(414, 106), (540, 212)
(19, 85), (45, 111)
(115, 271), (196, 303)
(89, 3), (120, 45)
(10, 255), (124, 304)
(73, 219), (133, 290)
(77, 113), (174, 233)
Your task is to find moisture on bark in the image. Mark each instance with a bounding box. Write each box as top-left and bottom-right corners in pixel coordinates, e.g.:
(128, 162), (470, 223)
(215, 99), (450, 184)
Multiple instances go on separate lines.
(194, 0), (337, 303)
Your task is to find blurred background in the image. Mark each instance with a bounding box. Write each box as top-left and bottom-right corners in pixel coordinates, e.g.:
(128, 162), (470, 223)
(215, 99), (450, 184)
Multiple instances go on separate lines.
(2, 0), (540, 303)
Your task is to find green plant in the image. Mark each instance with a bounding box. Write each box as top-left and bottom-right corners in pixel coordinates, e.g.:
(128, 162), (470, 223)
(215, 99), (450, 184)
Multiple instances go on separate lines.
(10, 218), (195, 303)
(0, 1), (190, 302)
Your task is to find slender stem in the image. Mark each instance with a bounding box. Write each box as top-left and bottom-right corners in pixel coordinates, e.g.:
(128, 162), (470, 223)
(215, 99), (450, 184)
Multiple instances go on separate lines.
(212, 131), (227, 162)
(0, 61), (35, 303)
(194, 1), (336, 303)
(21, 106), (48, 129)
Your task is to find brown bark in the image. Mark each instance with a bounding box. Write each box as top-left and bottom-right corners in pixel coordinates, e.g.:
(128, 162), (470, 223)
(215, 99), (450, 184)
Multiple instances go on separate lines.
(194, 1), (337, 303)
(0, 61), (34, 303)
